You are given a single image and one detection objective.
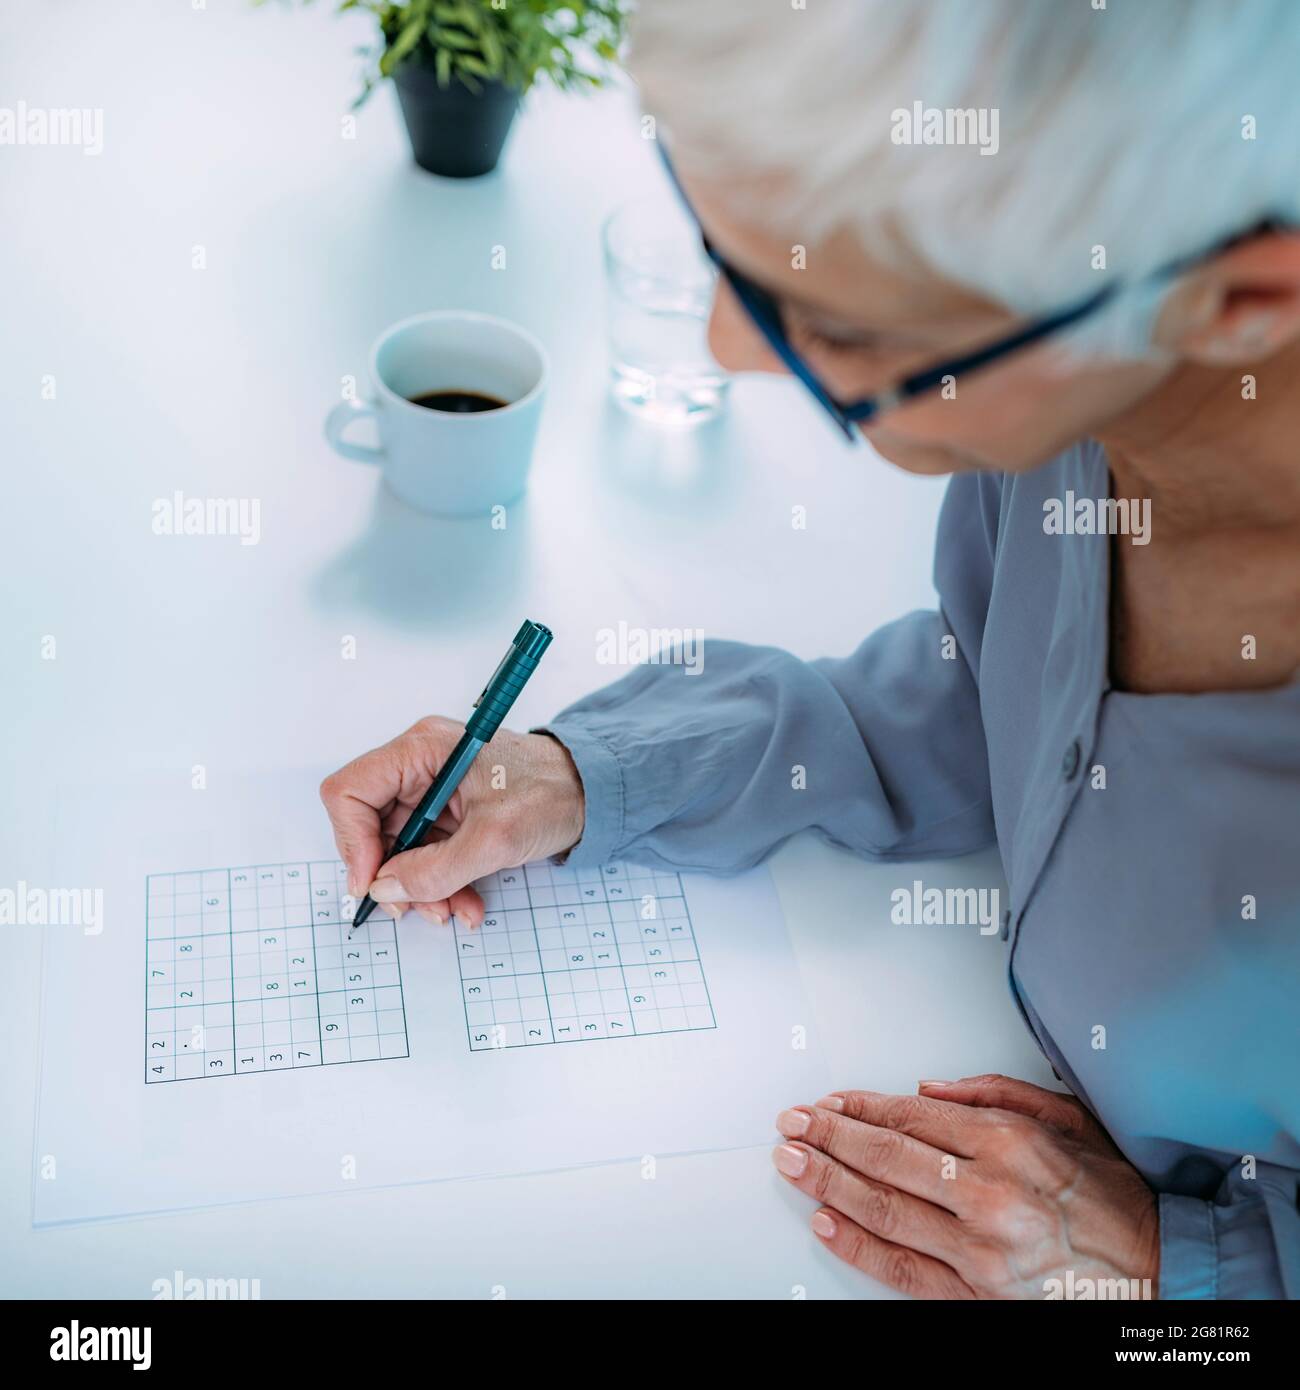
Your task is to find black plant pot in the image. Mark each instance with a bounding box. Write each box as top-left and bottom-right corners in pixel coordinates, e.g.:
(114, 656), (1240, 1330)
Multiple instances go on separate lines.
(392, 63), (520, 178)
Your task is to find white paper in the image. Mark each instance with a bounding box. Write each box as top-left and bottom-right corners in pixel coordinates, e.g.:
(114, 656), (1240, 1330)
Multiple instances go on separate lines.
(34, 774), (827, 1225)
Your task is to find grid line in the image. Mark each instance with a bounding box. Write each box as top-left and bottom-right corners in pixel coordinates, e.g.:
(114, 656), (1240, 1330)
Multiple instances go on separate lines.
(455, 861), (718, 1052)
(144, 859), (410, 1083)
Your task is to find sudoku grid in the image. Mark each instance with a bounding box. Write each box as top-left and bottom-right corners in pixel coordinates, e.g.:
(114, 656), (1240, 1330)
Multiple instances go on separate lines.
(145, 861), (408, 1083)
(456, 862), (717, 1050)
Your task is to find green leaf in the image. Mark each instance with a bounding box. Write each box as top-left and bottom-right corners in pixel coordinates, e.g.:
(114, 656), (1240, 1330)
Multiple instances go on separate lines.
(380, 15), (425, 75)
(479, 21), (503, 71)
(260, 0), (630, 106)
(433, 28), (480, 51)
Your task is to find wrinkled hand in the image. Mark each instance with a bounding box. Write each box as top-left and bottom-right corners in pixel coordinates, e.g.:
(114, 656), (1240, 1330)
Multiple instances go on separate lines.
(772, 1073), (1159, 1299)
(320, 716), (585, 926)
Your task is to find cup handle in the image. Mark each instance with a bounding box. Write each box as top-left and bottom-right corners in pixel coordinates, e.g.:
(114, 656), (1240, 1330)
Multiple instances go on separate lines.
(325, 398), (385, 464)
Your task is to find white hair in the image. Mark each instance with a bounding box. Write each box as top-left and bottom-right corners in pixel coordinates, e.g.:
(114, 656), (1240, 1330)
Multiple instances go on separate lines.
(629, 0), (1300, 357)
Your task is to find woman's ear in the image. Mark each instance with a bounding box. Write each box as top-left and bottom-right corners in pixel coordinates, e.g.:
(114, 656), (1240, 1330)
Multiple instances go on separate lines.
(1156, 230), (1300, 365)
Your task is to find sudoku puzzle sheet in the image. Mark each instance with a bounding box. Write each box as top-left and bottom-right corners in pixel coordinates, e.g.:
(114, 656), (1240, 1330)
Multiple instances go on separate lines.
(145, 861), (408, 1082)
(455, 862), (717, 1049)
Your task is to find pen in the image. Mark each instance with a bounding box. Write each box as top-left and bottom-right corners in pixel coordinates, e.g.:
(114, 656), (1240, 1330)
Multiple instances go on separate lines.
(348, 619), (554, 936)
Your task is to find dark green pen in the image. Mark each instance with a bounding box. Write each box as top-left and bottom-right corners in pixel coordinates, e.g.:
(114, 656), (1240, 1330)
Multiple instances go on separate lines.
(349, 619), (554, 936)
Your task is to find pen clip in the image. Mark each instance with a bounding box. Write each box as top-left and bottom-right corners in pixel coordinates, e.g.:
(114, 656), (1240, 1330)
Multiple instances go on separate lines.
(472, 644), (516, 709)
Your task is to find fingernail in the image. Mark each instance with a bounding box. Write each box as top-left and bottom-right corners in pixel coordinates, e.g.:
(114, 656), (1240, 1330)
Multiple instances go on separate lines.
(812, 1210), (837, 1239)
(430, 911), (445, 925)
(814, 1094), (844, 1112)
(777, 1107), (810, 1138)
(773, 1144), (808, 1178)
(918, 1079), (952, 1088)
(369, 876), (407, 903)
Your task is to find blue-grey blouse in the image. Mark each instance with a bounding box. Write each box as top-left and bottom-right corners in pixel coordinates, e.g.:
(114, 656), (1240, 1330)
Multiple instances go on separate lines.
(540, 439), (1300, 1300)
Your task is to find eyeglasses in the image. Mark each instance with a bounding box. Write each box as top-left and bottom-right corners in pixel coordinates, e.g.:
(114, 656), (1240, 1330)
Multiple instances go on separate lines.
(658, 143), (1281, 443)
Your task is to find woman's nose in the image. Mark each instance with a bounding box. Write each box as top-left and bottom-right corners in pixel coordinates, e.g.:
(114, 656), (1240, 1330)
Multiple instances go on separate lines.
(707, 278), (786, 374)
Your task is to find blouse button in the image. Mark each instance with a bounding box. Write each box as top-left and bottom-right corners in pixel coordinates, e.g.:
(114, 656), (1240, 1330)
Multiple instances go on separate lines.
(1061, 739), (1082, 780)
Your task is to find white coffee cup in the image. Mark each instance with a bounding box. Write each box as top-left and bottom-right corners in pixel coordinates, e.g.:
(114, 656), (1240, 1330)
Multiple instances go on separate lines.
(325, 310), (547, 517)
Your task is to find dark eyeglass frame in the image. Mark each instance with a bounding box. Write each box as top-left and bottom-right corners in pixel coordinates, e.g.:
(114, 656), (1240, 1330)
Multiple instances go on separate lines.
(658, 143), (1283, 442)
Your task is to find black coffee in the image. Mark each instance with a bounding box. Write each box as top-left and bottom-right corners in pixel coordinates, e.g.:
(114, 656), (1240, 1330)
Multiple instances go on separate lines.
(408, 389), (507, 414)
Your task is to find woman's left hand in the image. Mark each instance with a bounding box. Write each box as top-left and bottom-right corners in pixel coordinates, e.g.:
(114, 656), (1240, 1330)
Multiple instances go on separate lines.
(772, 1073), (1160, 1299)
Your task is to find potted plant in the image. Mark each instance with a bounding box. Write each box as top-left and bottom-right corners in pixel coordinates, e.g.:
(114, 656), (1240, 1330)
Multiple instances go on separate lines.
(271, 1), (628, 178)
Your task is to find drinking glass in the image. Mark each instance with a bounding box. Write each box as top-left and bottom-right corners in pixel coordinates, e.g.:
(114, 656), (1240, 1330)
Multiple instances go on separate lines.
(603, 196), (729, 426)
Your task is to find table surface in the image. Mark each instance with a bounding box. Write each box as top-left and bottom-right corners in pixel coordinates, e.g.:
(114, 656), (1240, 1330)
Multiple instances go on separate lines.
(0, 0), (1053, 1298)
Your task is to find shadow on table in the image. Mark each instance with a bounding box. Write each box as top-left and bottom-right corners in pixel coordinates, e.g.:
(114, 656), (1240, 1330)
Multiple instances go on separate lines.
(308, 478), (531, 634)
(592, 394), (741, 519)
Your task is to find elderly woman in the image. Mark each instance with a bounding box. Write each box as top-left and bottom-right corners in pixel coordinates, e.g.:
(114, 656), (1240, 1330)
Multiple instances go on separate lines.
(322, 0), (1300, 1298)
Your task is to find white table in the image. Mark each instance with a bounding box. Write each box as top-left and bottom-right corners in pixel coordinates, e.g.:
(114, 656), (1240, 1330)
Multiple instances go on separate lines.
(0, 0), (1053, 1298)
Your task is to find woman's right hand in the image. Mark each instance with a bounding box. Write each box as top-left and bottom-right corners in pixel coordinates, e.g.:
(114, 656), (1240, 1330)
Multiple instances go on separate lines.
(320, 715), (586, 927)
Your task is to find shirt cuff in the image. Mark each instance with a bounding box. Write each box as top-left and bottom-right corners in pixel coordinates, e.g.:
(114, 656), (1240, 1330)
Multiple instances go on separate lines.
(532, 720), (626, 870)
(1159, 1192), (1218, 1300)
